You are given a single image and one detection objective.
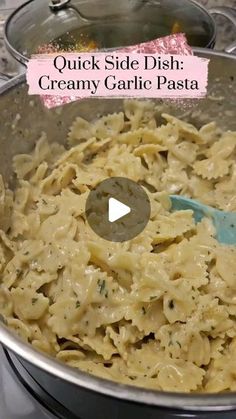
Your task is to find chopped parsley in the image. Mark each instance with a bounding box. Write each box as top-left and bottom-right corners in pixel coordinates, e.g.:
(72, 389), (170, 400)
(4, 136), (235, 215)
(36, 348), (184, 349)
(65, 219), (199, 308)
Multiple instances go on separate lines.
(75, 300), (81, 308)
(32, 298), (38, 305)
(98, 279), (106, 295)
(168, 299), (175, 309)
(16, 268), (22, 276)
(141, 306), (146, 315)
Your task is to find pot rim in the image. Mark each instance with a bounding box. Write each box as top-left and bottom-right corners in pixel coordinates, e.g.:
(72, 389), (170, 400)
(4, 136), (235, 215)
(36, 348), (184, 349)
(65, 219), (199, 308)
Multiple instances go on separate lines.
(0, 48), (236, 412)
(2, 320), (236, 412)
(3, 0), (217, 66)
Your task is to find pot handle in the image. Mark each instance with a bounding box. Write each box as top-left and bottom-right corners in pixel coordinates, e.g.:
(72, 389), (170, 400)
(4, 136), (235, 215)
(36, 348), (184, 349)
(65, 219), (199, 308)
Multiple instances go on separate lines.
(0, 72), (12, 82)
(209, 7), (236, 53)
(49, 0), (148, 20)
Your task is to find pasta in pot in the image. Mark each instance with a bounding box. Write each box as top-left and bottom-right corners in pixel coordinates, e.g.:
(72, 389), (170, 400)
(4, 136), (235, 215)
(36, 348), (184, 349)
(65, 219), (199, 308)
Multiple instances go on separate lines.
(1, 99), (236, 392)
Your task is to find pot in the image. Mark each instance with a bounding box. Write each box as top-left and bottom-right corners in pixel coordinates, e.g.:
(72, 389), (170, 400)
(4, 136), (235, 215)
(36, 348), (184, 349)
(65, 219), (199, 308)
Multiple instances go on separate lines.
(3, 0), (236, 68)
(0, 48), (236, 418)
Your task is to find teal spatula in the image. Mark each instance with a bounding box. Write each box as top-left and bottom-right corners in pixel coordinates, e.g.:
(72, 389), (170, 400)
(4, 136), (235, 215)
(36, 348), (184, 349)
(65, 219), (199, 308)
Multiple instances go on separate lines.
(170, 195), (236, 245)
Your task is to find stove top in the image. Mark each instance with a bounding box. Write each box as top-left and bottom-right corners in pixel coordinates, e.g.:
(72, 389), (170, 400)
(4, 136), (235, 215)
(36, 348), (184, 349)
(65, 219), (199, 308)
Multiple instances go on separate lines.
(0, 345), (57, 419)
(2, 343), (236, 419)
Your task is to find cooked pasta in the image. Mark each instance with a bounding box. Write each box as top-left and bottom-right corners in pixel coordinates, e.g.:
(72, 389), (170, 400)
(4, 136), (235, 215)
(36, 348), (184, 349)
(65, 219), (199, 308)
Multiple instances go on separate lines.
(1, 100), (236, 392)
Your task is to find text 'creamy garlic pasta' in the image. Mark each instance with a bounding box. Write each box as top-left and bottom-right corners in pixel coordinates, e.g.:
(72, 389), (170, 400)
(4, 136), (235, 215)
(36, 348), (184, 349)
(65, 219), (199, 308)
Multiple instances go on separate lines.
(0, 100), (236, 392)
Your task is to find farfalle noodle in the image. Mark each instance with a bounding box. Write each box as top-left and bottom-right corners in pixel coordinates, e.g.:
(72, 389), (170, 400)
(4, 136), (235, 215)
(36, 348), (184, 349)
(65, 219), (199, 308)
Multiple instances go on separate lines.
(0, 100), (236, 393)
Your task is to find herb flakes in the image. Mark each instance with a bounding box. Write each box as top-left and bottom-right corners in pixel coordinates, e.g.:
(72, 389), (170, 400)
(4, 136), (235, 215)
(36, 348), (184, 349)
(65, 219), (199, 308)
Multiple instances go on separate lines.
(75, 300), (81, 308)
(32, 298), (38, 305)
(97, 279), (106, 295)
(168, 299), (175, 309)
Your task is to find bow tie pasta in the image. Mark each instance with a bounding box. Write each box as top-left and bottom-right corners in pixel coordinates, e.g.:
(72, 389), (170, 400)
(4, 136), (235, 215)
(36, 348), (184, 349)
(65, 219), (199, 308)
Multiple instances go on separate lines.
(1, 100), (236, 393)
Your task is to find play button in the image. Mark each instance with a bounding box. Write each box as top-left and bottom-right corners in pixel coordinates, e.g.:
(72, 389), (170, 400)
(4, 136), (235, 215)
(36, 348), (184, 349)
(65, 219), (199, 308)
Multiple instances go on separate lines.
(85, 177), (151, 242)
(108, 198), (131, 223)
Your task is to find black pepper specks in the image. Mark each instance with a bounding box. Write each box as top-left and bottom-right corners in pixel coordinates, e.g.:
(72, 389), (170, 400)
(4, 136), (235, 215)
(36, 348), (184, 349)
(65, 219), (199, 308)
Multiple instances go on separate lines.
(168, 299), (175, 309)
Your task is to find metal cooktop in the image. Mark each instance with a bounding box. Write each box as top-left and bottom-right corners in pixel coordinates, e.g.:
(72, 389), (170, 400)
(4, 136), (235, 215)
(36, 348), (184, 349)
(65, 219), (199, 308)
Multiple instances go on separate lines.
(0, 345), (57, 419)
(2, 344), (236, 419)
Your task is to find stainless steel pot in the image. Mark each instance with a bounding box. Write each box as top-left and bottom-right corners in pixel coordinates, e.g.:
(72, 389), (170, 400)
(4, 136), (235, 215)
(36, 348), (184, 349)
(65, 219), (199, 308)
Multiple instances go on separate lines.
(0, 49), (236, 418)
(3, 0), (236, 68)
